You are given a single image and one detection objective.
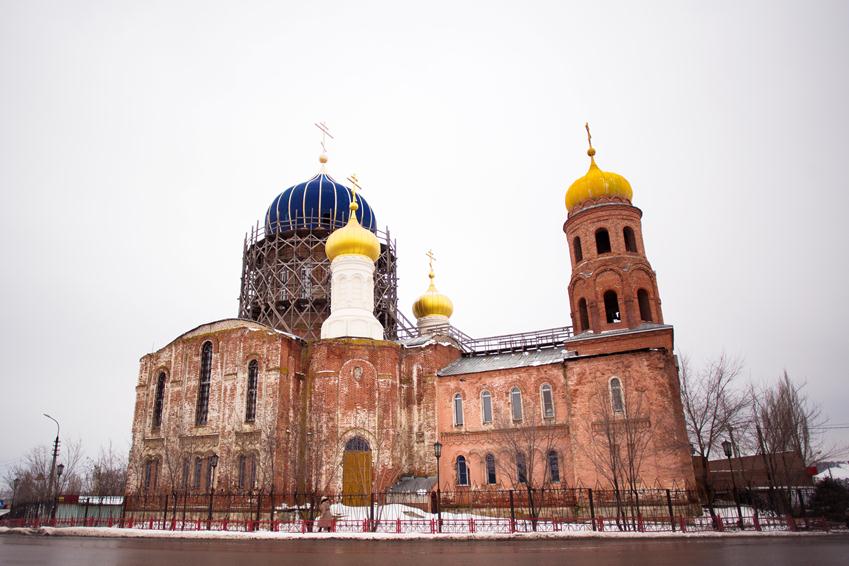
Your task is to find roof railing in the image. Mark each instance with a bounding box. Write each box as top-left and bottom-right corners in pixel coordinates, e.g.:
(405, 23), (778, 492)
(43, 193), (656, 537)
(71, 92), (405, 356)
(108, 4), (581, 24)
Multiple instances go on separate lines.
(397, 321), (573, 356)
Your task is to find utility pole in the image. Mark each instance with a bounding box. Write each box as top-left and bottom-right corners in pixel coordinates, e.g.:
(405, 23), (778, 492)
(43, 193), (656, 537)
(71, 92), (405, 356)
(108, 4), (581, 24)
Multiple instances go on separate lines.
(43, 414), (60, 520)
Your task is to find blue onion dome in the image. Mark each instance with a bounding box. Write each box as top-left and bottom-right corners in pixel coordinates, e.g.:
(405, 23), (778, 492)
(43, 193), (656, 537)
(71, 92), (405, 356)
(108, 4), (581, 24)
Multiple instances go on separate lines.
(264, 173), (377, 234)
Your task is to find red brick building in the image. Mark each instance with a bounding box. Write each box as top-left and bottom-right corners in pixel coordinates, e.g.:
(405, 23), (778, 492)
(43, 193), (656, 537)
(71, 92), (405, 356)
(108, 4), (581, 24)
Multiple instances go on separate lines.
(127, 137), (696, 497)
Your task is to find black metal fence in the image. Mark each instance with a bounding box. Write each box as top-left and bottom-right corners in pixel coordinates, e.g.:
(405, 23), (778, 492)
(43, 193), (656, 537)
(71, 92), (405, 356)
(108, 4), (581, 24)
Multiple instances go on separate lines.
(3, 486), (830, 534)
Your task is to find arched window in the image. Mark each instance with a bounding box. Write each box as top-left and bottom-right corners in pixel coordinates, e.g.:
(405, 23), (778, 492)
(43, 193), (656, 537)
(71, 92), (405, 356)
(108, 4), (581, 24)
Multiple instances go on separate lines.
(345, 436), (371, 452)
(453, 393), (464, 426)
(510, 387), (523, 422)
(637, 289), (652, 322)
(152, 372), (166, 429)
(573, 236), (583, 262)
(540, 384), (555, 419)
(485, 453), (497, 484)
(456, 456), (469, 486)
(245, 360), (258, 422)
(610, 377), (625, 414)
(143, 458), (159, 492)
(192, 456), (203, 491)
(547, 450), (561, 483)
(603, 291), (621, 323)
(516, 452), (528, 484)
(578, 298), (590, 331)
(237, 454), (256, 492)
(623, 226), (638, 252)
(481, 390), (493, 424)
(195, 341), (213, 425)
(595, 228), (611, 254)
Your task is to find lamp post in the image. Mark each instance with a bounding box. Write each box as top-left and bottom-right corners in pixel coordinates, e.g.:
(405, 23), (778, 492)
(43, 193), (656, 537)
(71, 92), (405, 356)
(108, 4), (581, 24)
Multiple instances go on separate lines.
(433, 441), (442, 533)
(207, 454), (219, 530)
(43, 414), (60, 521)
(722, 439), (744, 529)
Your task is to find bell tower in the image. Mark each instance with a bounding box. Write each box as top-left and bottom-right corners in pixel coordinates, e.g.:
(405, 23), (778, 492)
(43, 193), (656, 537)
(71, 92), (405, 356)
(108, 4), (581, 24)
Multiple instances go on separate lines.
(563, 125), (663, 334)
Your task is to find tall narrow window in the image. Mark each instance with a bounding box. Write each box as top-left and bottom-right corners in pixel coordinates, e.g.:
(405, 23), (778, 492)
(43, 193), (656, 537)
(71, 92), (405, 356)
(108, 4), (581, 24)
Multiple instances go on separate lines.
(453, 393), (464, 426)
(610, 377), (625, 414)
(481, 390), (493, 424)
(143, 459), (158, 492)
(196, 341), (213, 425)
(456, 456), (469, 486)
(238, 454), (256, 492)
(205, 455), (215, 491)
(603, 291), (621, 323)
(540, 384), (555, 419)
(193, 456), (203, 490)
(637, 289), (652, 322)
(548, 450), (561, 483)
(485, 453), (497, 485)
(510, 387), (523, 422)
(595, 228), (611, 254)
(516, 452), (528, 484)
(578, 298), (590, 331)
(623, 226), (637, 252)
(181, 458), (190, 491)
(152, 372), (166, 429)
(245, 360), (258, 422)
(573, 236), (583, 262)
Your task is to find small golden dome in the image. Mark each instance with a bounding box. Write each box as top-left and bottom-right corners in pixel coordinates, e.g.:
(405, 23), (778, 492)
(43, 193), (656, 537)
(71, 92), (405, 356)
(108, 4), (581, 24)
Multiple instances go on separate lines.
(413, 271), (454, 319)
(325, 198), (381, 262)
(566, 125), (632, 212)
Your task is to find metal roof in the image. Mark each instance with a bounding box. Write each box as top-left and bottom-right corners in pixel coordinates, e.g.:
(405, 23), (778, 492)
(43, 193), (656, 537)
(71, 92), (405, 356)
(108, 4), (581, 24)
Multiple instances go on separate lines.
(388, 476), (437, 493)
(438, 347), (570, 377)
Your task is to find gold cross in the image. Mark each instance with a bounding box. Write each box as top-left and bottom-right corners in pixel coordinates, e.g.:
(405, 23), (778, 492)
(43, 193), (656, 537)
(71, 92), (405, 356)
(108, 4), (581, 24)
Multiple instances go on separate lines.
(314, 121), (334, 153)
(426, 249), (436, 273)
(585, 122), (593, 151)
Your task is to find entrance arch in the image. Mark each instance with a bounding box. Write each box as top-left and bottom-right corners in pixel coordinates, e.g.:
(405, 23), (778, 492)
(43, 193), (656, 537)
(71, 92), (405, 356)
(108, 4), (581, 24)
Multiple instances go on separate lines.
(342, 436), (372, 505)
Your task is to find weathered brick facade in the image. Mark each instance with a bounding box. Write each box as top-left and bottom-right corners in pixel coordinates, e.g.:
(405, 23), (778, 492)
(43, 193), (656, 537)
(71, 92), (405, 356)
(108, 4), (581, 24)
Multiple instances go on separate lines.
(127, 151), (696, 496)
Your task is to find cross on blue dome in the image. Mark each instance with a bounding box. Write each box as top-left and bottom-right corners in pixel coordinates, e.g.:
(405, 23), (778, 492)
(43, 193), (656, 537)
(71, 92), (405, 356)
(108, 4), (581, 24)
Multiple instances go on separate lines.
(264, 173), (377, 234)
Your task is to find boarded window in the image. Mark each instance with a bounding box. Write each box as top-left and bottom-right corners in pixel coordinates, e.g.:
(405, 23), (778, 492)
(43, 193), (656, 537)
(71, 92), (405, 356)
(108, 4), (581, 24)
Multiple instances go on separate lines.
(238, 454), (256, 492)
(245, 360), (258, 422)
(573, 236), (583, 262)
(595, 228), (611, 254)
(604, 291), (621, 323)
(638, 289), (652, 322)
(143, 459), (159, 492)
(193, 457), (203, 491)
(481, 390), (493, 424)
(195, 341), (213, 425)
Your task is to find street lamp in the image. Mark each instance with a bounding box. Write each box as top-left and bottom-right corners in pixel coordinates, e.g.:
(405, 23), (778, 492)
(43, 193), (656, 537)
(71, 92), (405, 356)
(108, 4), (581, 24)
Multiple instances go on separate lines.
(433, 441), (442, 533)
(43, 414), (60, 521)
(722, 439), (744, 529)
(12, 477), (20, 516)
(207, 454), (219, 530)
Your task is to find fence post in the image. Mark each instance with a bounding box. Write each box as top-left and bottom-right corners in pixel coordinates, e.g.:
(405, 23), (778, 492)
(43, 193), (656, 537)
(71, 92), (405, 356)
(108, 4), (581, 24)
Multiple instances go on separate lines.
(119, 496), (127, 529)
(370, 492), (375, 531)
(162, 494), (169, 529)
(509, 490), (516, 532)
(753, 514), (761, 531)
(588, 488), (596, 531)
(666, 489), (675, 532)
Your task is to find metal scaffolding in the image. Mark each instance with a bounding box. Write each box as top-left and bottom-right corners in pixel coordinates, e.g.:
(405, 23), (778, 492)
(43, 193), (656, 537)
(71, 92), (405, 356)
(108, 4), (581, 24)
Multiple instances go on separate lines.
(238, 217), (400, 341)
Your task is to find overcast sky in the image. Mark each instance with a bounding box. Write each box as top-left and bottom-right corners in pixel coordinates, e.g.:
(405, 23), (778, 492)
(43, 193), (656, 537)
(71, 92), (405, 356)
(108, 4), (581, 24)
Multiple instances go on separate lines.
(2, 0), (848, 479)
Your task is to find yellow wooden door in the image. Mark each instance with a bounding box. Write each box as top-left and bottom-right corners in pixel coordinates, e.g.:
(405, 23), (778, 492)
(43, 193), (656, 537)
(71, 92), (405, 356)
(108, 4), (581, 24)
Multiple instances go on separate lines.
(342, 450), (371, 506)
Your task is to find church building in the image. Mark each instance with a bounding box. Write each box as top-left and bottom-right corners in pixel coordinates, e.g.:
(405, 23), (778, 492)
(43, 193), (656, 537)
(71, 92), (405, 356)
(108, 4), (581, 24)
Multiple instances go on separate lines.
(126, 131), (696, 497)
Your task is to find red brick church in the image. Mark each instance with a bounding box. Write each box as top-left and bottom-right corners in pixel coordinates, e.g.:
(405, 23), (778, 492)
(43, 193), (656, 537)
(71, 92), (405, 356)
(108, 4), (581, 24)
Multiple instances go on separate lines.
(126, 131), (696, 497)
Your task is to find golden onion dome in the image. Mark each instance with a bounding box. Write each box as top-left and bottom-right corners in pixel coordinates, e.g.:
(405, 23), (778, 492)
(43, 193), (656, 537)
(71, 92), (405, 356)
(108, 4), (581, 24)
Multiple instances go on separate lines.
(565, 127), (633, 212)
(412, 270), (454, 319)
(325, 198), (381, 262)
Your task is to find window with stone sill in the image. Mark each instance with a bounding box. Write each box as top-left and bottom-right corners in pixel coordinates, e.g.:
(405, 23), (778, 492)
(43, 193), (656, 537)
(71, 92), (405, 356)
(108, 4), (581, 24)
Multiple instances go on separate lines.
(152, 372), (166, 429)
(481, 390), (493, 425)
(456, 455), (469, 486)
(245, 360), (258, 423)
(510, 387), (523, 422)
(195, 341), (213, 426)
(485, 453), (497, 485)
(453, 393), (464, 426)
(610, 377), (625, 415)
(547, 450), (561, 483)
(540, 383), (555, 420)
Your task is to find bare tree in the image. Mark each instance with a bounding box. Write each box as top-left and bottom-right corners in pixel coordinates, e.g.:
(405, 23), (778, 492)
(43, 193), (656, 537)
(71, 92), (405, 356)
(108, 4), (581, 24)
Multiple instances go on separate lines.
(83, 442), (128, 496)
(580, 380), (654, 529)
(679, 353), (748, 515)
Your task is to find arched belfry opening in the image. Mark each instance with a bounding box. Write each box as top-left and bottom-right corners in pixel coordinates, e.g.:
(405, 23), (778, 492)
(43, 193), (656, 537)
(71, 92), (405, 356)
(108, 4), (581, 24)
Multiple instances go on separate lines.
(342, 436), (372, 505)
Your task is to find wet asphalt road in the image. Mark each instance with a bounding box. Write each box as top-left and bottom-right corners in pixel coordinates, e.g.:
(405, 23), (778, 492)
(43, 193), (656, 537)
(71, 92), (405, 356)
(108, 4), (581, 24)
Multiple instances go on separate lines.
(1, 534), (848, 565)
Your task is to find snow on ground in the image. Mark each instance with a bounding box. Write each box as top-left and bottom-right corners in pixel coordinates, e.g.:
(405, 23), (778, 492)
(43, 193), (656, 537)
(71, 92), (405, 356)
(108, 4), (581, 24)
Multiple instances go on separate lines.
(0, 525), (835, 541)
(815, 462), (849, 482)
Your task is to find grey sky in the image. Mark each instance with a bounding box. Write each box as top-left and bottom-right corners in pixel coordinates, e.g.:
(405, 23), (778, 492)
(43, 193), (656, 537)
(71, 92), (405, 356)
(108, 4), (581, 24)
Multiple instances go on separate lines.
(2, 0), (848, 478)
